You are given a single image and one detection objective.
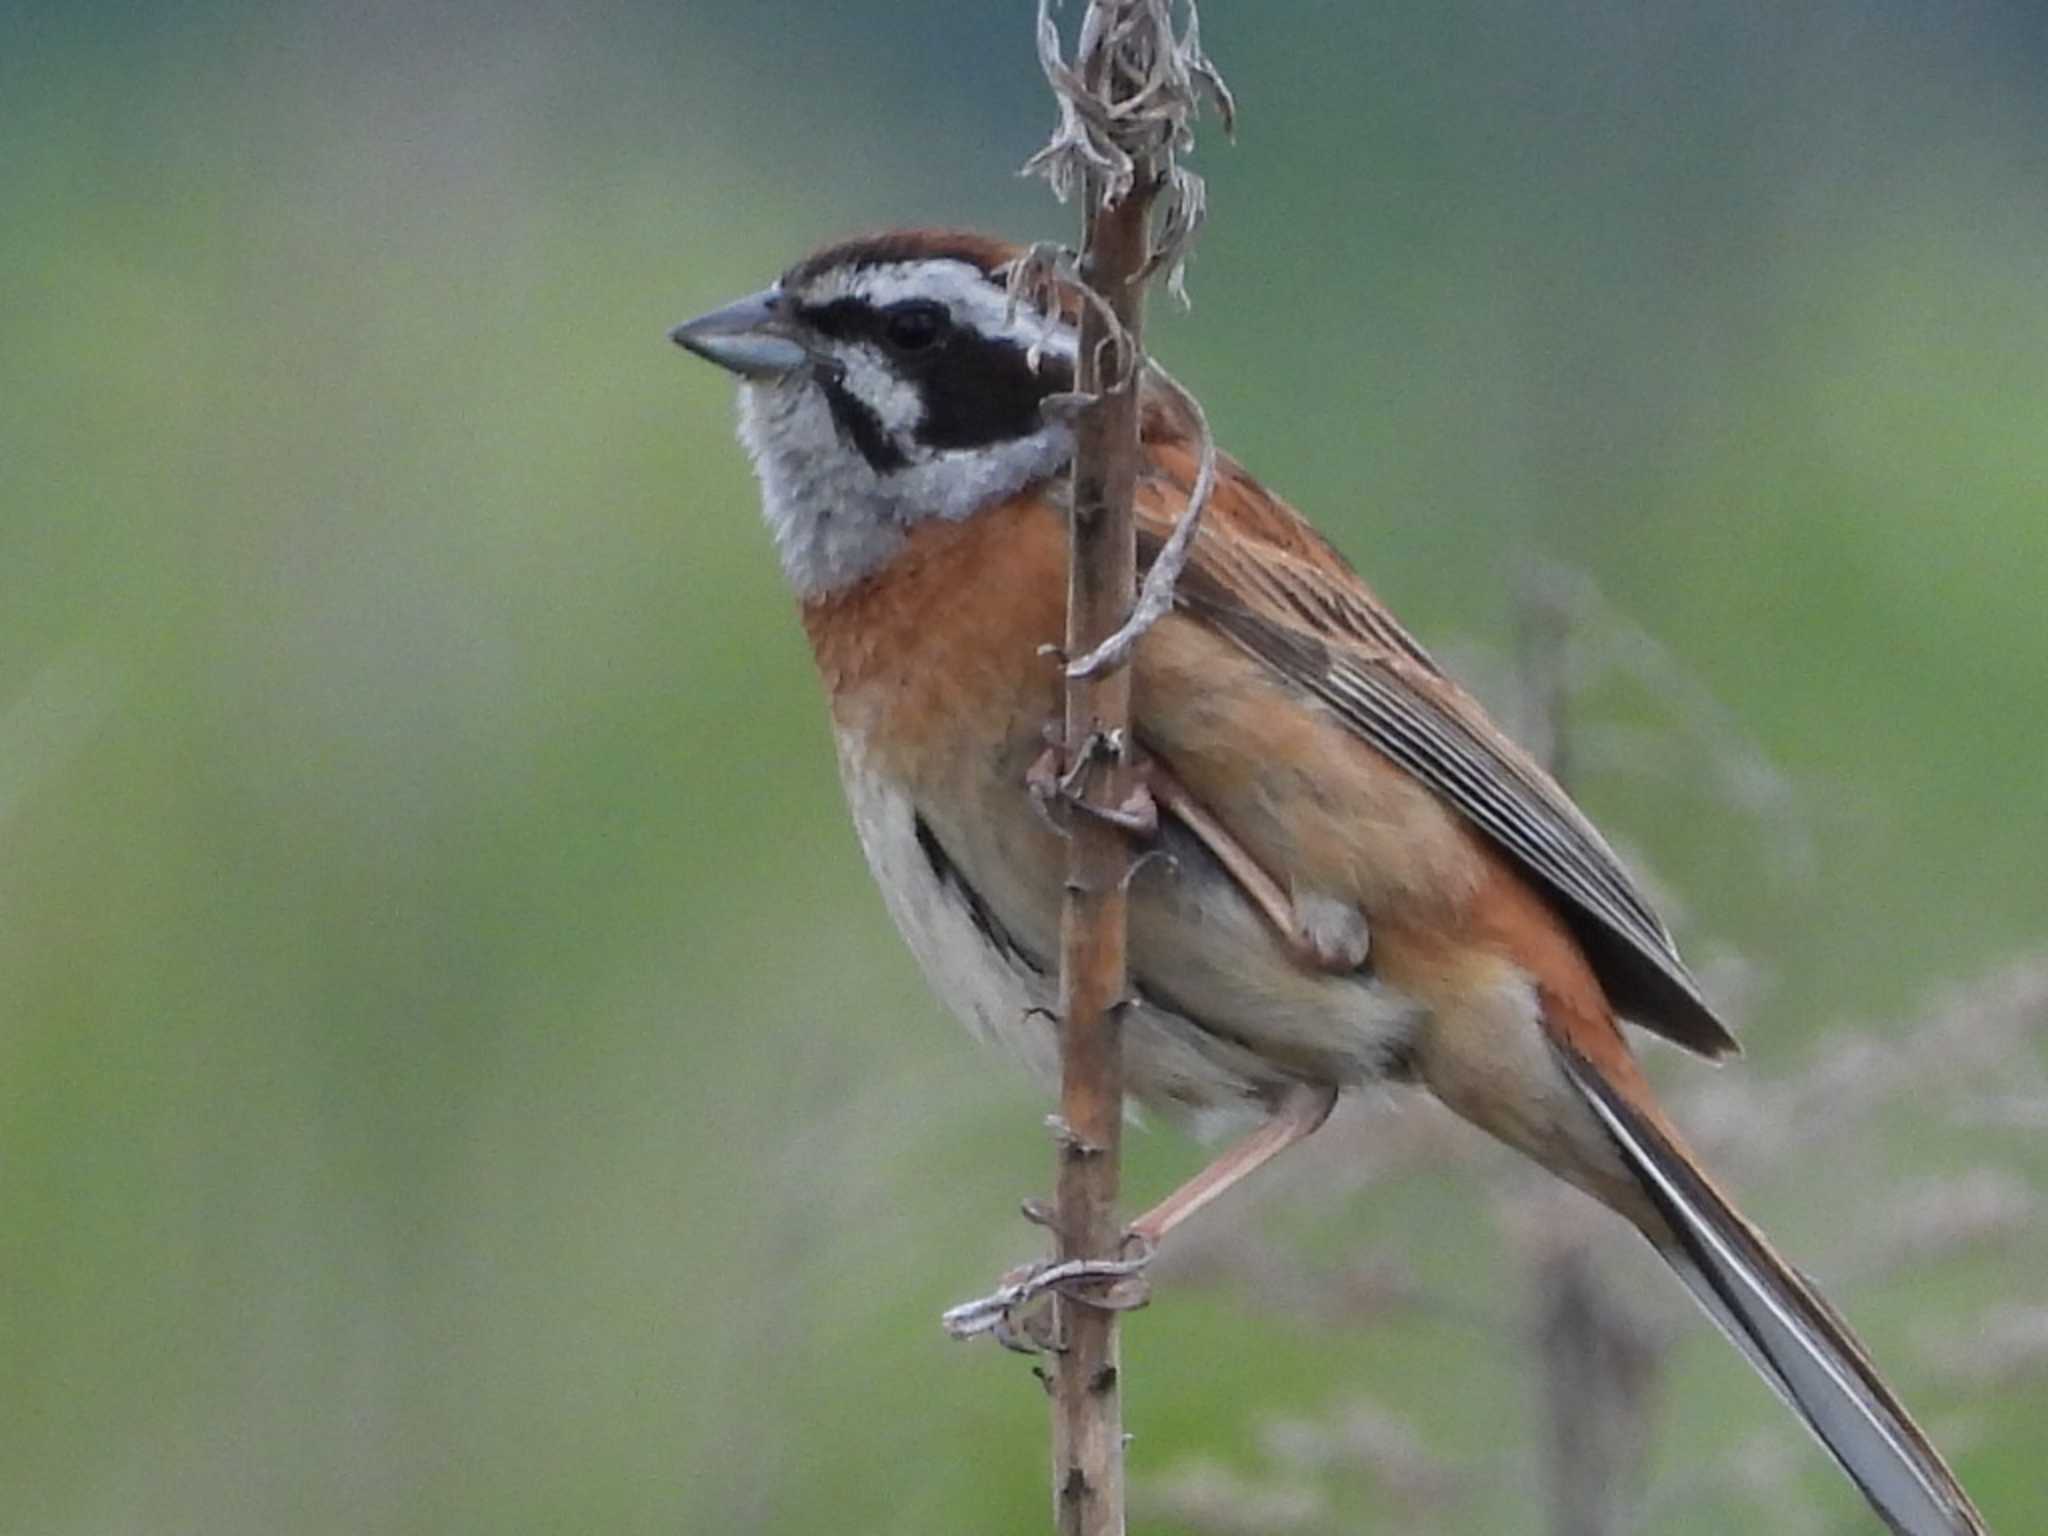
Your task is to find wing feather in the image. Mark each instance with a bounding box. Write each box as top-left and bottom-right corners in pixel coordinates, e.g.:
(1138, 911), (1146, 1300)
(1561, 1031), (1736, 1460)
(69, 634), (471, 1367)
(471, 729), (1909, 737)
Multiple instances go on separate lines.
(1134, 460), (1736, 1059)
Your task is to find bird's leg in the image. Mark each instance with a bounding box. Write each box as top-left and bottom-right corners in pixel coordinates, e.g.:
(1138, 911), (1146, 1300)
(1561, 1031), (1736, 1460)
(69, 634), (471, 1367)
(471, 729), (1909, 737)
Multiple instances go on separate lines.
(1027, 721), (1366, 970)
(1140, 757), (1370, 973)
(1126, 1081), (1339, 1246)
(941, 1085), (1338, 1348)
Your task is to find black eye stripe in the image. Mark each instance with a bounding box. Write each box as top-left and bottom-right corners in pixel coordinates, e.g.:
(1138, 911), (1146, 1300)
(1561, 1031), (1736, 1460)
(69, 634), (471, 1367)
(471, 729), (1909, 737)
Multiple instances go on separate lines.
(796, 298), (886, 344)
(883, 301), (947, 351)
(795, 296), (1076, 456)
(801, 297), (953, 353)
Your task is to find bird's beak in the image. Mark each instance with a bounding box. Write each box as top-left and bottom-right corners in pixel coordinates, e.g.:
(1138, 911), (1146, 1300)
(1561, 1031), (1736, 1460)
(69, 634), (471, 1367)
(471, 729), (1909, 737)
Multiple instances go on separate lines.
(668, 288), (810, 380)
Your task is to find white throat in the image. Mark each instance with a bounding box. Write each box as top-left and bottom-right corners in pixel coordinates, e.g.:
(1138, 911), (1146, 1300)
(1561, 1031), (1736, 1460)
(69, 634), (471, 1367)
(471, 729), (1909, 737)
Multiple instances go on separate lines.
(736, 380), (1073, 598)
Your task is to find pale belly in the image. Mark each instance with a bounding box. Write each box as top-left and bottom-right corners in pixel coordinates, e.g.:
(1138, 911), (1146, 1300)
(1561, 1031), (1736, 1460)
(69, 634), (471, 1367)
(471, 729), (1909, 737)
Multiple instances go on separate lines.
(835, 735), (1427, 1140)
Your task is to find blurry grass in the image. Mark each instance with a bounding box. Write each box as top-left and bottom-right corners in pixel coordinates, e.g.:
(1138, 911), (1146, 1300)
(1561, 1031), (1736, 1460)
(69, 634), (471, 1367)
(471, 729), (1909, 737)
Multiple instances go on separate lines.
(1, 2), (2044, 1533)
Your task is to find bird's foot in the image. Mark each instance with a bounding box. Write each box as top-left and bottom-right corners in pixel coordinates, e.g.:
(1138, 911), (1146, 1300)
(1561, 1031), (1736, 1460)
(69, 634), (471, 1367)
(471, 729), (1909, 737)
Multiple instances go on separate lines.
(1025, 725), (1158, 839)
(1290, 889), (1371, 973)
(941, 1235), (1155, 1352)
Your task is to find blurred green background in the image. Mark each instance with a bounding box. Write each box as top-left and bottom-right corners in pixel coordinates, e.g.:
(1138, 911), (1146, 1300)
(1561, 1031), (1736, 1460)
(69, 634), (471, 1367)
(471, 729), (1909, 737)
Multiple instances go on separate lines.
(4, 1), (2045, 1531)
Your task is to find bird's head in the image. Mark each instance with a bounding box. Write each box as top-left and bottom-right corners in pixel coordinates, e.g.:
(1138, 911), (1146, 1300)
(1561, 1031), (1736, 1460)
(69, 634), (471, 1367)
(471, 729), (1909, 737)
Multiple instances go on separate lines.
(672, 230), (1081, 597)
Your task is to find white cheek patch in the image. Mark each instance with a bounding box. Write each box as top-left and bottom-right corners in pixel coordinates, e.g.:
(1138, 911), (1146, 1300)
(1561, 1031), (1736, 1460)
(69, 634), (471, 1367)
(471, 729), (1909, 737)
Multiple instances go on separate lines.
(832, 342), (924, 436)
(735, 364), (1076, 598)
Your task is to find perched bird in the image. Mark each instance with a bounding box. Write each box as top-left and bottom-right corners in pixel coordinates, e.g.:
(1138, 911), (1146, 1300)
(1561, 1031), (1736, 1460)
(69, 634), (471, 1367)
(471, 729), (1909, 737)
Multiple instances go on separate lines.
(671, 228), (1986, 1536)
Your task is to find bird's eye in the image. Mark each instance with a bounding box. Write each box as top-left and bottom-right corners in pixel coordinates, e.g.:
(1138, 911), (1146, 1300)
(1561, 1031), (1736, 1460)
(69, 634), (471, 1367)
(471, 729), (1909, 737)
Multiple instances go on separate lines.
(882, 301), (948, 353)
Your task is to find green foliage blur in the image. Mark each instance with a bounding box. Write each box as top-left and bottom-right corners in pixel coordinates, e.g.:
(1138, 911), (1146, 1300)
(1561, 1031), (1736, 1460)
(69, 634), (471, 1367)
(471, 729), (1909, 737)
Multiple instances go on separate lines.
(3, 2), (2044, 1531)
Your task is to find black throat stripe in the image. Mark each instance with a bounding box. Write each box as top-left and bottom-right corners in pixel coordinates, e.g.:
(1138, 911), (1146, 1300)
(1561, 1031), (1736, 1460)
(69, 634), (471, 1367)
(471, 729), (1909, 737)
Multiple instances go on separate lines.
(819, 377), (909, 474)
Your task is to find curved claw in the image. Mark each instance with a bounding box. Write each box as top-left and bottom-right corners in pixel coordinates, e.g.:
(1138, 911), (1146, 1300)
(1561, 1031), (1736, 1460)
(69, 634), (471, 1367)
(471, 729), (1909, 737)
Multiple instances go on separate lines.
(940, 1250), (1155, 1343)
(1024, 733), (1159, 839)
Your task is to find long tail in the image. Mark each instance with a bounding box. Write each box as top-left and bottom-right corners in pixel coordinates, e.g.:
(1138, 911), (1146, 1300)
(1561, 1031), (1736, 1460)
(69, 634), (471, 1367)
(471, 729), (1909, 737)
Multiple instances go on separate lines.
(1556, 1047), (1988, 1536)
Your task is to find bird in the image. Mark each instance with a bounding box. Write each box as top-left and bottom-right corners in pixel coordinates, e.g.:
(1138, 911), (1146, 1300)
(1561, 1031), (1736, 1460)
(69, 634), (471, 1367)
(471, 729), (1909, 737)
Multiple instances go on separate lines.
(669, 227), (1987, 1536)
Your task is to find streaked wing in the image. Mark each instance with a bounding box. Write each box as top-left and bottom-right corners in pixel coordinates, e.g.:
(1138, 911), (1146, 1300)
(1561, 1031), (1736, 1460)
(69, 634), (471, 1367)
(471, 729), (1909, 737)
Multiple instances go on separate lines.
(1134, 457), (1736, 1059)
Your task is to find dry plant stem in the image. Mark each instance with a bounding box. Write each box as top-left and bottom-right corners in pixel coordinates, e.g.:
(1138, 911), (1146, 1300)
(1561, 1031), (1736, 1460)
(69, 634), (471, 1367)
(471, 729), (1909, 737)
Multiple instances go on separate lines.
(1012, 4), (1228, 1531)
(1533, 1238), (1658, 1536)
(1511, 583), (1660, 1536)
(1050, 169), (1156, 1536)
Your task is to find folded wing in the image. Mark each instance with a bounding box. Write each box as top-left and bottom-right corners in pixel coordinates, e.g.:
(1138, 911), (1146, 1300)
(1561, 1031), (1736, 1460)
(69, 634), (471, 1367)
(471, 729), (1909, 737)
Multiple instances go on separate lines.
(1135, 449), (1735, 1059)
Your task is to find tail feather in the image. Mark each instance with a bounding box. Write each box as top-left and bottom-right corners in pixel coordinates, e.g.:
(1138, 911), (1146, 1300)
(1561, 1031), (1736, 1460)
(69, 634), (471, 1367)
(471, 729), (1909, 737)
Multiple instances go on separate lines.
(1557, 1047), (1988, 1536)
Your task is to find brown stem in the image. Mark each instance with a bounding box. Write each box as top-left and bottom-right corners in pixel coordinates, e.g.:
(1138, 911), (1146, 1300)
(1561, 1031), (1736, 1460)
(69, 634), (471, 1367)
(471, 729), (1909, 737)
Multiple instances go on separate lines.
(1050, 164), (1156, 1536)
(1012, 3), (1228, 1527)
(1513, 574), (1662, 1536)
